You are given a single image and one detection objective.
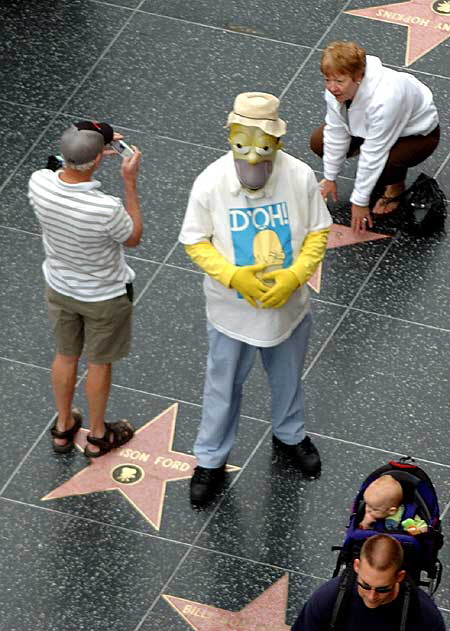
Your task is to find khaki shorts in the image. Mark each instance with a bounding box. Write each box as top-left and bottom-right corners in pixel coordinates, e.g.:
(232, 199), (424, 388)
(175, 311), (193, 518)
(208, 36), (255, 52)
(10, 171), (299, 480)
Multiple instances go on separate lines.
(46, 285), (133, 364)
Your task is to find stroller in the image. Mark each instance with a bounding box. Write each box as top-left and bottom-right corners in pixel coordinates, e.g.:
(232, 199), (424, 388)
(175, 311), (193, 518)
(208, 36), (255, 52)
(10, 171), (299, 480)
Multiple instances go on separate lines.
(332, 457), (444, 595)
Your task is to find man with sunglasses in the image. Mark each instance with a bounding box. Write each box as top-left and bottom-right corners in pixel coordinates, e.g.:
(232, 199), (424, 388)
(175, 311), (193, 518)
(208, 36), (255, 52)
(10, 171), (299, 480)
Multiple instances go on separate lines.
(291, 534), (445, 630)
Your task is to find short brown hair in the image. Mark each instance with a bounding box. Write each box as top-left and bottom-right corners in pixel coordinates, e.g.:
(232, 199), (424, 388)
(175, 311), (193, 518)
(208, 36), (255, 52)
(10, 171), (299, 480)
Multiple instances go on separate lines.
(360, 535), (404, 572)
(320, 41), (366, 79)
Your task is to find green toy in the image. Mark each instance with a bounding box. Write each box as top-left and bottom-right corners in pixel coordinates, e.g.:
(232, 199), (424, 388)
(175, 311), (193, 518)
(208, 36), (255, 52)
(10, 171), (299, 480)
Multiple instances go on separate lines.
(401, 516), (428, 535)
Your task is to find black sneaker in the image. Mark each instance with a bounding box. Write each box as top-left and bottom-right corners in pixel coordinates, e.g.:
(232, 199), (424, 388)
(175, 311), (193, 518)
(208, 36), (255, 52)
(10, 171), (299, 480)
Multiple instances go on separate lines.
(190, 465), (226, 505)
(273, 435), (321, 478)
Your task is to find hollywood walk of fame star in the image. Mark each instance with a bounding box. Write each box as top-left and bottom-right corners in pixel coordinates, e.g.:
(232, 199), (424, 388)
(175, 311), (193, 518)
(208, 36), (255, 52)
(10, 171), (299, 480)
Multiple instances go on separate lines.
(164, 573), (291, 631)
(42, 404), (239, 530)
(307, 223), (391, 292)
(345, 0), (450, 65)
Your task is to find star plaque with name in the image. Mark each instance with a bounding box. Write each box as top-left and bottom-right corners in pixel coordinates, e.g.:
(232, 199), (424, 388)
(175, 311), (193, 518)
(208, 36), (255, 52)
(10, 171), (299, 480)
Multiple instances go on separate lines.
(164, 574), (291, 630)
(346, 0), (450, 65)
(42, 404), (239, 530)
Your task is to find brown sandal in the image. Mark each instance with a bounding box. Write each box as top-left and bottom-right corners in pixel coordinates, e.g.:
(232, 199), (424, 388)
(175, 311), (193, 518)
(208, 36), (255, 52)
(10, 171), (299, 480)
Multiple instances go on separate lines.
(84, 420), (135, 458)
(50, 409), (83, 454)
(372, 184), (405, 215)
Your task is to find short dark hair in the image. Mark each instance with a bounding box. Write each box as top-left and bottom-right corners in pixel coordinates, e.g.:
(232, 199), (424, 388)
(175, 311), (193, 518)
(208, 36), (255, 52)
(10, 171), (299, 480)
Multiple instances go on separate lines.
(360, 535), (404, 572)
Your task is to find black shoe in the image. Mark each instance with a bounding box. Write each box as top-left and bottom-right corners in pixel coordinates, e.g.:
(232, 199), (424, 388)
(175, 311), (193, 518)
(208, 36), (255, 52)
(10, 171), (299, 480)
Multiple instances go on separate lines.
(273, 435), (321, 478)
(190, 465), (226, 505)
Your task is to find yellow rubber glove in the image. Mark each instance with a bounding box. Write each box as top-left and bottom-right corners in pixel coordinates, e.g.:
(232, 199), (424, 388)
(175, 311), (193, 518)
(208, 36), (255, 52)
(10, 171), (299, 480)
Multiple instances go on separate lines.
(260, 227), (330, 309)
(184, 243), (268, 307)
(290, 227), (330, 286)
(260, 268), (299, 309)
(184, 242), (237, 287)
(229, 263), (268, 307)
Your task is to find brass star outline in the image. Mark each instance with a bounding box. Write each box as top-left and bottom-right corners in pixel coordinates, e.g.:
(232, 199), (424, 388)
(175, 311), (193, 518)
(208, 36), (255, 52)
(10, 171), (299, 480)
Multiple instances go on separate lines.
(164, 573), (291, 630)
(345, 0), (450, 65)
(42, 403), (239, 530)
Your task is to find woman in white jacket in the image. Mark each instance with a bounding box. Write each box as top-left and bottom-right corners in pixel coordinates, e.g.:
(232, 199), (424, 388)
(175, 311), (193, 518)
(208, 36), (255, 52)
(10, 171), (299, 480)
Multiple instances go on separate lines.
(310, 41), (440, 234)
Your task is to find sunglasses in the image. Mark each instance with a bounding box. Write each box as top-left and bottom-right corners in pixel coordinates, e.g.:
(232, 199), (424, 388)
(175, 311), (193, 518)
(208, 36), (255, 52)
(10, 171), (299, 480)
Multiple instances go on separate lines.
(357, 580), (396, 594)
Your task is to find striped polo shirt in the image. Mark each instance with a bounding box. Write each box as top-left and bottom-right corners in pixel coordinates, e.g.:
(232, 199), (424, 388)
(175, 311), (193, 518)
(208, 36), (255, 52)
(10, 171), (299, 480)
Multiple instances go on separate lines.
(28, 169), (134, 302)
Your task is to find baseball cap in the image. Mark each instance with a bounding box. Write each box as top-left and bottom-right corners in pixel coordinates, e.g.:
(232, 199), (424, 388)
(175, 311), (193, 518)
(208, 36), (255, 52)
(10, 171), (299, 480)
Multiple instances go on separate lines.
(73, 120), (114, 144)
(60, 120), (114, 165)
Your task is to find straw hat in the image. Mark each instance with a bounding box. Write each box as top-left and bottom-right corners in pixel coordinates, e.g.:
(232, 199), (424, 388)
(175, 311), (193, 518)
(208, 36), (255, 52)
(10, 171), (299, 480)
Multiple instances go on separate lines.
(226, 92), (286, 137)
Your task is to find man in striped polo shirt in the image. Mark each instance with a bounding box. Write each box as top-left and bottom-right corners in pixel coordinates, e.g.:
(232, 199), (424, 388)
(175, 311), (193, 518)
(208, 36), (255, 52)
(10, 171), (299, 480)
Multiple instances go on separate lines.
(28, 121), (142, 457)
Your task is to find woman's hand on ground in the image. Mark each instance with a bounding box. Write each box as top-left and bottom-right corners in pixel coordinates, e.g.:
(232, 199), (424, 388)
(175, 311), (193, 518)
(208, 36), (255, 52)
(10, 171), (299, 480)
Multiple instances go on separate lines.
(319, 179), (338, 202)
(351, 203), (372, 234)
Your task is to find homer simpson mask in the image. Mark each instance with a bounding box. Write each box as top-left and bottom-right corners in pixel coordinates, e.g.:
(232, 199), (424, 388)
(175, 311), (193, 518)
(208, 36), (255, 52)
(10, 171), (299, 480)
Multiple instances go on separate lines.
(226, 92), (286, 191)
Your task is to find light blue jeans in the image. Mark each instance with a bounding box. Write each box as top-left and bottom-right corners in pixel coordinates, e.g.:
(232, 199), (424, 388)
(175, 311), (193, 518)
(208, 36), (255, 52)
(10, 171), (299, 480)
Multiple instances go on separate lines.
(194, 312), (313, 468)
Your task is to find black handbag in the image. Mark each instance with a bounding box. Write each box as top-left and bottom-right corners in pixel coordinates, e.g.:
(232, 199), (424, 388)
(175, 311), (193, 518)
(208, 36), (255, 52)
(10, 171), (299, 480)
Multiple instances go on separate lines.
(399, 173), (447, 236)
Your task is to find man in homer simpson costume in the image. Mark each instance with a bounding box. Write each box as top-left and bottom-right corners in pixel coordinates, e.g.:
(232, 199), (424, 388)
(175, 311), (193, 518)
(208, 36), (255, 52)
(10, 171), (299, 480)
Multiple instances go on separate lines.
(179, 92), (332, 505)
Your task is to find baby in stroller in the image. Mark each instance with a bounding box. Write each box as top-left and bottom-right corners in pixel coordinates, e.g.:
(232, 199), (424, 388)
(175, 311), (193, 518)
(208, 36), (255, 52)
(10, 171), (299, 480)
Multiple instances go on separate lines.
(359, 474), (428, 535)
(333, 459), (443, 592)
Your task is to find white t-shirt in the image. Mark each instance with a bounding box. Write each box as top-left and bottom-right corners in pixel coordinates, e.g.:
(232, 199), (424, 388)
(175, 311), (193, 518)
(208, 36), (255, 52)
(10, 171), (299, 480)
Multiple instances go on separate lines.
(29, 169), (135, 302)
(179, 150), (332, 347)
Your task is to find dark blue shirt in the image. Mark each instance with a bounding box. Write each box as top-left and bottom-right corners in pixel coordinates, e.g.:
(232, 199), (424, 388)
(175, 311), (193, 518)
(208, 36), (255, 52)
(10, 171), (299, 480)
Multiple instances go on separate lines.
(291, 576), (446, 631)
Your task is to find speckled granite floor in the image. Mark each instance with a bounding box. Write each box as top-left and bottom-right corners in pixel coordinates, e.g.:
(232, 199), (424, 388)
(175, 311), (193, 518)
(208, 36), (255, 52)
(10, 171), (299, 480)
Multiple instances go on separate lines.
(1, 1), (450, 629)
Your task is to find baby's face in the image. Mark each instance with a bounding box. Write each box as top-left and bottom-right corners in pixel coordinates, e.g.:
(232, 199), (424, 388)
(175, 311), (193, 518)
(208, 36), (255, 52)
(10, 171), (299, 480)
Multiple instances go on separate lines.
(364, 499), (392, 520)
(363, 488), (395, 521)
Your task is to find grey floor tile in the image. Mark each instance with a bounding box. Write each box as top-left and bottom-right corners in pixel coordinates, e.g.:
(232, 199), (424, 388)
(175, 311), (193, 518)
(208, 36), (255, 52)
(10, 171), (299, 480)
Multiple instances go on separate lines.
(0, 498), (187, 631)
(166, 242), (201, 273)
(312, 228), (394, 307)
(196, 435), (450, 608)
(436, 158), (450, 201)
(405, 71), (450, 196)
(411, 44), (450, 78)
(0, 1), (131, 110)
(137, 611), (188, 631)
(280, 51), (326, 174)
(113, 264), (347, 418)
(304, 309), (450, 464)
(3, 386), (267, 540)
(97, 0), (140, 7)
(440, 608), (450, 629)
(65, 11), (310, 148)
(0, 360), (53, 490)
(0, 102), (54, 186)
(139, 0), (346, 47)
(0, 230), (55, 368)
(353, 231), (450, 329)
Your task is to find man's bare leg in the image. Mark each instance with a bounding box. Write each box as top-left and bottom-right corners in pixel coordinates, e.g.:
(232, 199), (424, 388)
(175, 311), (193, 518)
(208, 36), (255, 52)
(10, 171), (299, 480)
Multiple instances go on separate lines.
(51, 353), (79, 447)
(85, 362), (111, 454)
(372, 181), (406, 214)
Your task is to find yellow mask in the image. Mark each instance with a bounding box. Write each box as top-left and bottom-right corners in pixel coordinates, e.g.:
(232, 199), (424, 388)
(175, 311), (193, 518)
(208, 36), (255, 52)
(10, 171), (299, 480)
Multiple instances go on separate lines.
(229, 124), (282, 163)
(228, 124), (282, 190)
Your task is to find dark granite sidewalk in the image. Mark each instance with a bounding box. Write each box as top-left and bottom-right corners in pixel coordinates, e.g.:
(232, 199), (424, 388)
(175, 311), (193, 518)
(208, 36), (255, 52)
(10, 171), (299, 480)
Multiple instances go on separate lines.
(1, 1), (449, 629)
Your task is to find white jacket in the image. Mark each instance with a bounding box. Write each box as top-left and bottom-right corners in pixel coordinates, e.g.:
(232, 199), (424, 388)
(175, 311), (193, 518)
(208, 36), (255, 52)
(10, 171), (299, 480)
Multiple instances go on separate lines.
(323, 56), (439, 206)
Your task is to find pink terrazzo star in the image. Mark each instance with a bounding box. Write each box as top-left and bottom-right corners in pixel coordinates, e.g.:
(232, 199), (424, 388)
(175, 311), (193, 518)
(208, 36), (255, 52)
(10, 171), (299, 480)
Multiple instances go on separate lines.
(164, 574), (291, 631)
(42, 403), (239, 530)
(346, 0), (450, 65)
